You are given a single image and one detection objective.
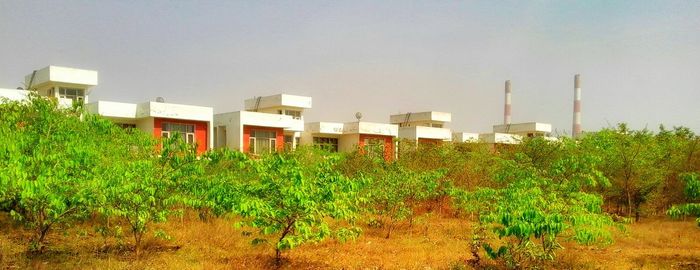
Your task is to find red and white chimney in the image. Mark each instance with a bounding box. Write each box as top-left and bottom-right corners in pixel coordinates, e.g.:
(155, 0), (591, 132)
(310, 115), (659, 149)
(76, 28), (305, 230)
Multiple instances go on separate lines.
(504, 80), (512, 125)
(573, 74), (582, 138)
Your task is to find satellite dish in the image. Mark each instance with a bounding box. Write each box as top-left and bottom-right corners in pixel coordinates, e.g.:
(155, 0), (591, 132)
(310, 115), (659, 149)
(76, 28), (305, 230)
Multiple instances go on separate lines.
(355, 112), (363, 121)
(156, 97), (165, 103)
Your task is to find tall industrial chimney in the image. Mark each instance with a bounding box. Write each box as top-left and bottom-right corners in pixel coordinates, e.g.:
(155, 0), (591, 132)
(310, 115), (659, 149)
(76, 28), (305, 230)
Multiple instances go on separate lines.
(504, 80), (512, 125)
(573, 74), (582, 138)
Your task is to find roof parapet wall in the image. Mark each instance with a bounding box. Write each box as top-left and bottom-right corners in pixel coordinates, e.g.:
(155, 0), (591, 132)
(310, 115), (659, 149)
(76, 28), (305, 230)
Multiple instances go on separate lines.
(244, 94), (312, 111)
(389, 111), (451, 124)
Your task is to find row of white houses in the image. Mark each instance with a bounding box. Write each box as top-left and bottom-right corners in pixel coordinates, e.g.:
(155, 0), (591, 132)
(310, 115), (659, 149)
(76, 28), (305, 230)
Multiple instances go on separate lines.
(1, 65), (557, 159)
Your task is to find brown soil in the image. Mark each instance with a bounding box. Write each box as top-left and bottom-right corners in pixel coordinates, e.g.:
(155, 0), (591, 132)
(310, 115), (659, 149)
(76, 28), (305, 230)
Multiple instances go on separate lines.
(1, 213), (699, 269)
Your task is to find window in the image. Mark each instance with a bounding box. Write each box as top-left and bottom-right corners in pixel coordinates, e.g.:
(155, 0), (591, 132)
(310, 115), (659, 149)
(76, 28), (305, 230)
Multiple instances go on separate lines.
(249, 130), (277, 154)
(364, 138), (385, 159)
(284, 110), (302, 120)
(118, 123), (136, 129)
(284, 135), (294, 151)
(161, 122), (196, 144)
(313, 137), (338, 152)
(214, 126), (227, 148)
(58, 87), (86, 103)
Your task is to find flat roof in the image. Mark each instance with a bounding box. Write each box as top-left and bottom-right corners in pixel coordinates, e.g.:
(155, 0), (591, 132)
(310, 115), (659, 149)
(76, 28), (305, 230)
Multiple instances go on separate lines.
(244, 94), (312, 110)
(493, 122), (552, 133)
(306, 121), (398, 136)
(87, 100), (212, 122)
(25, 66), (98, 88)
(389, 111), (451, 124)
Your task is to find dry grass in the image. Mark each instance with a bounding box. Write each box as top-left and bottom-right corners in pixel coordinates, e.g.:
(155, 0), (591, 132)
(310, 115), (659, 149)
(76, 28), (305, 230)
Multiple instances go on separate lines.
(1, 212), (699, 269)
(558, 218), (700, 270)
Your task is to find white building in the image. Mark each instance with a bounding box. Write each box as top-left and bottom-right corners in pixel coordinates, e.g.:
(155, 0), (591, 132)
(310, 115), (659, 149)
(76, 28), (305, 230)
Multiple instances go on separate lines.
(389, 111), (452, 143)
(478, 132), (523, 145)
(2, 65), (569, 153)
(0, 65), (98, 107)
(453, 132), (480, 143)
(301, 121), (398, 160)
(477, 122), (557, 145)
(0, 65), (215, 154)
(213, 94), (311, 154)
(85, 100), (214, 154)
(492, 122), (552, 138)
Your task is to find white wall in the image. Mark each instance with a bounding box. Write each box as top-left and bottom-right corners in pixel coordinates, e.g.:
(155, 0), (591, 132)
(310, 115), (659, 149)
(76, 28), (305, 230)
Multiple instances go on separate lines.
(535, 122), (553, 133)
(238, 111), (303, 131)
(301, 122), (343, 146)
(86, 101), (138, 118)
(244, 94), (312, 111)
(344, 122), (399, 136)
(399, 126), (452, 141)
(339, 134), (360, 152)
(230, 122), (242, 150)
(139, 102), (213, 122)
(390, 111), (452, 124)
(214, 111), (243, 150)
(398, 126), (418, 140)
(0, 88), (29, 101)
(479, 133), (522, 144)
(1, 88), (72, 109)
(214, 126), (229, 149)
(306, 122), (344, 134)
(25, 66), (98, 87)
(453, 132), (480, 142)
(299, 130), (314, 146)
(136, 117), (155, 135)
(493, 122), (552, 134)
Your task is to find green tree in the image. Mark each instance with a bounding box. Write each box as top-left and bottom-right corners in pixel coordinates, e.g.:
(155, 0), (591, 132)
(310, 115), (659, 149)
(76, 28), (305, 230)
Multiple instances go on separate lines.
(98, 133), (201, 256)
(452, 151), (616, 268)
(582, 124), (665, 220)
(364, 164), (444, 238)
(182, 148), (249, 220)
(668, 172), (700, 226)
(654, 126), (700, 211)
(0, 95), (114, 252)
(515, 137), (609, 191)
(235, 153), (363, 264)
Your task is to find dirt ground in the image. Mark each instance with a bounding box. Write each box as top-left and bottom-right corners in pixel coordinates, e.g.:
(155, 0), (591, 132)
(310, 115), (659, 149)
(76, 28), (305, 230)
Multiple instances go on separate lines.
(1, 212), (699, 269)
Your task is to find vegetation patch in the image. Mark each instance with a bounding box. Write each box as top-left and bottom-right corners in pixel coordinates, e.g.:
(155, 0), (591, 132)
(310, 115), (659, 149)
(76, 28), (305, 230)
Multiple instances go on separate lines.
(1, 95), (699, 268)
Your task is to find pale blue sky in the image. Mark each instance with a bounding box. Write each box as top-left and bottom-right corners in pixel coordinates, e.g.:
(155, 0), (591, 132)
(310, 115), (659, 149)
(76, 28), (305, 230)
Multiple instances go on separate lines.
(1, 1), (699, 134)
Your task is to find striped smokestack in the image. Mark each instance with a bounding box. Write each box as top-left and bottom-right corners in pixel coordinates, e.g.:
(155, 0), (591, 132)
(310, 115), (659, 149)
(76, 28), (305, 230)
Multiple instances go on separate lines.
(573, 74), (582, 138)
(504, 80), (512, 125)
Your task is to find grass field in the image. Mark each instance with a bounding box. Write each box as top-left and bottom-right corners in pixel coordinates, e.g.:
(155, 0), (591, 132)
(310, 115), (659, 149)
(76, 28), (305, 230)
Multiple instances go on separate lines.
(1, 212), (699, 269)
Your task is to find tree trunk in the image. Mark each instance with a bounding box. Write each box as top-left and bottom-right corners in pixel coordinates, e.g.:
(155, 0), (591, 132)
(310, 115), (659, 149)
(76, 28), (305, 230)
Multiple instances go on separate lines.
(385, 221), (394, 239)
(627, 190), (633, 220)
(275, 247), (282, 266)
(274, 220), (295, 266)
(32, 225), (51, 253)
(134, 232), (142, 258)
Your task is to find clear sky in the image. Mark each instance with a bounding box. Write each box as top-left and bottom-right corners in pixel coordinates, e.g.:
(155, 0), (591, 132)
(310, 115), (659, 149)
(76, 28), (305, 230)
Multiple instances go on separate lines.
(1, 1), (699, 134)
